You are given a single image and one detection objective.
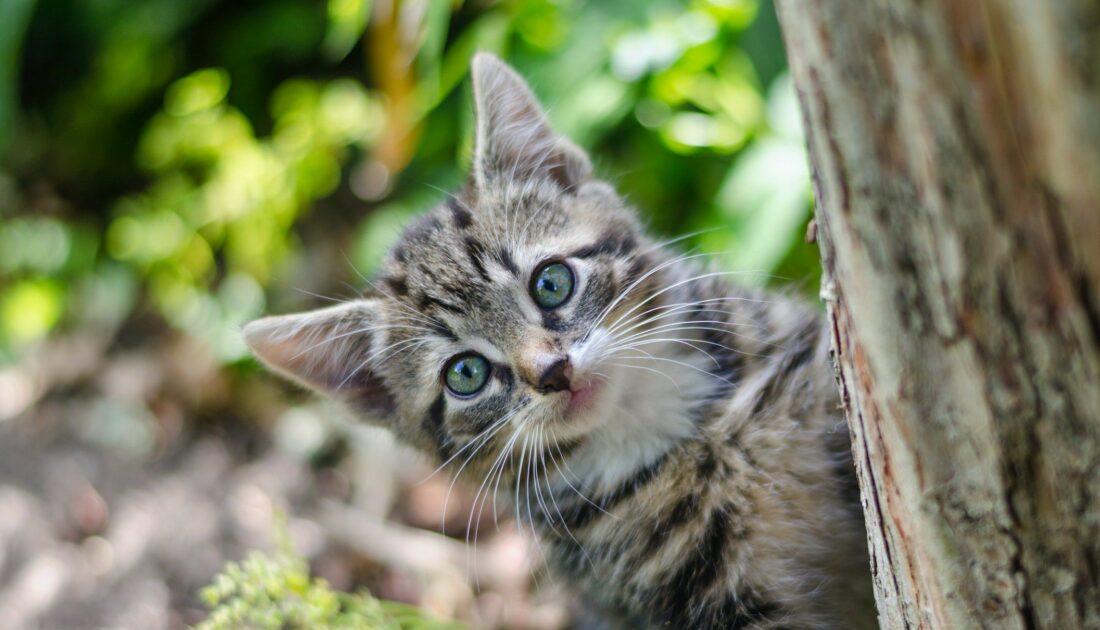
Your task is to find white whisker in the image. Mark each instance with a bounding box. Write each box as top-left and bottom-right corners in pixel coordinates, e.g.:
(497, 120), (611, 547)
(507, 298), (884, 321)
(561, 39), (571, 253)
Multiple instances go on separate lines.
(613, 349), (735, 386)
(585, 251), (728, 339)
(604, 270), (762, 334)
(606, 361), (683, 393)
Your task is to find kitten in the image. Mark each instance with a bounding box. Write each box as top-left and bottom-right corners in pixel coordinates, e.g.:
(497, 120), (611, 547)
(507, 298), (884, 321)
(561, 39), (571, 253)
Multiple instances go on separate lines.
(245, 53), (875, 629)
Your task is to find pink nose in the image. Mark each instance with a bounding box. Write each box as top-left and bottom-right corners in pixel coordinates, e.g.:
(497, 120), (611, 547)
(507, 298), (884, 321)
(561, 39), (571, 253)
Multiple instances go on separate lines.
(535, 356), (573, 394)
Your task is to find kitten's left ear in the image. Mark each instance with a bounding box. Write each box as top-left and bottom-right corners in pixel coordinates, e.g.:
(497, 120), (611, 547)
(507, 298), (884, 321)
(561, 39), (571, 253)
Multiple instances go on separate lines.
(470, 52), (592, 192)
(243, 300), (396, 416)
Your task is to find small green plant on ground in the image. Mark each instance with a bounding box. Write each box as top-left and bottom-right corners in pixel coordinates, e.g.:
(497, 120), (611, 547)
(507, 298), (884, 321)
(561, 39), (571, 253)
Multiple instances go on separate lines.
(196, 527), (464, 630)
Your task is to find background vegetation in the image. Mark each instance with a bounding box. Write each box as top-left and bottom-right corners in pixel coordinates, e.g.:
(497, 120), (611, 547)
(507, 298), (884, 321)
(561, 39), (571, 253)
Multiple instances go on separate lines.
(0, 0), (813, 627)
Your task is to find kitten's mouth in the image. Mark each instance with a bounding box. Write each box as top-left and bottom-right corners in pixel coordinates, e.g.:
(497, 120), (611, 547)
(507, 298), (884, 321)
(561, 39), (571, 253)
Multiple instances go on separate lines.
(566, 378), (604, 415)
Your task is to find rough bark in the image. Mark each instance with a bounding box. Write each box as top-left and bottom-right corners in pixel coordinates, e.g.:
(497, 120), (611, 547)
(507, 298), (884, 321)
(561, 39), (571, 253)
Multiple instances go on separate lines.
(774, 1), (1100, 628)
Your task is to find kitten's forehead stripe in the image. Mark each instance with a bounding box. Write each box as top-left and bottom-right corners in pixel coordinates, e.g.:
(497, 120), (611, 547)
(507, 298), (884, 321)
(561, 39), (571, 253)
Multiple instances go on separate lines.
(569, 231), (638, 260)
(392, 242), (407, 263)
(436, 279), (476, 304)
(382, 275), (408, 297)
(407, 214), (442, 241)
(447, 198), (473, 229)
(433, 322), (459, 341)
(496, 247), (519, 276)
(417, 293), (464, 315)
(462, 237), (491, 282)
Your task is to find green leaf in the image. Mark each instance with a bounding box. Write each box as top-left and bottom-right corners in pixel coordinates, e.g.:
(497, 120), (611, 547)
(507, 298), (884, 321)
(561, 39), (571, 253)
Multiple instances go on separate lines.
(1, 279), (64, 345)
(713, 137), (811, 277)
(194, 538), (464, 629)
(413, 0), (454, 110)
(323, 0), (372, 61)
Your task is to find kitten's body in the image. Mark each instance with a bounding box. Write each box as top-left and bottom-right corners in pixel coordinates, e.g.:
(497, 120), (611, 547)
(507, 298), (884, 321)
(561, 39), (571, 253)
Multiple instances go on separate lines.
(246, 54), (874, 628)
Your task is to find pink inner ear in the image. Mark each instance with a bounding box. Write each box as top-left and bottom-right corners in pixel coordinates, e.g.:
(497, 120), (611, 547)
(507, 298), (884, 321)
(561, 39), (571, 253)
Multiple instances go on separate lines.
(243, 302), (376, 393)
(243, 303), (398, 417)
(245, 315), (334, 388)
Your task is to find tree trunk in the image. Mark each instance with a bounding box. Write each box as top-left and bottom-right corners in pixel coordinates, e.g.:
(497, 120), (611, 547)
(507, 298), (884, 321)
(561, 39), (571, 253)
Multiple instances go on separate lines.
(774, 1), (1100, 628)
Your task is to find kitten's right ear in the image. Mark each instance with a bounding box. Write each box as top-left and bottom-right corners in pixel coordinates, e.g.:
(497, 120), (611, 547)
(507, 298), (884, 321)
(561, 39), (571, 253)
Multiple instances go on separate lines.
(243, 300), (396, 416)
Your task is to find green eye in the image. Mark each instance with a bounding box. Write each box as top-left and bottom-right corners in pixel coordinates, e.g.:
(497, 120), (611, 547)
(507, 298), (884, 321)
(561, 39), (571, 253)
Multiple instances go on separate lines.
(531, 262), (575, 309)
(444, 354), (491, 396)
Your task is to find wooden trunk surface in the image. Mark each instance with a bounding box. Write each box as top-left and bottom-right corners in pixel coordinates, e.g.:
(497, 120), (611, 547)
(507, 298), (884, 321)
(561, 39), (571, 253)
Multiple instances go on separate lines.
(774, 1), (1100, 627)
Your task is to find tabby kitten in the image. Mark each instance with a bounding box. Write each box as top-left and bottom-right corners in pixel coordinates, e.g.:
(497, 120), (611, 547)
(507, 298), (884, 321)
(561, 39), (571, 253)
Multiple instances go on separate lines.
(245, 53), (875, 629)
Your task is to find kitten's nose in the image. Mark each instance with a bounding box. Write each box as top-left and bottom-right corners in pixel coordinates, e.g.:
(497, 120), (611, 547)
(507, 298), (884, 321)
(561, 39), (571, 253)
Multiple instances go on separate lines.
(536, 357), (573, 394)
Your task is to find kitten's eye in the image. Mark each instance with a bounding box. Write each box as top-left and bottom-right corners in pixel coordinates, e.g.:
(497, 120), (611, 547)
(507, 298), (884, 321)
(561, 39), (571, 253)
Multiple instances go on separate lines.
(444, 353), (491, 396)
(531, 262), (575, 309)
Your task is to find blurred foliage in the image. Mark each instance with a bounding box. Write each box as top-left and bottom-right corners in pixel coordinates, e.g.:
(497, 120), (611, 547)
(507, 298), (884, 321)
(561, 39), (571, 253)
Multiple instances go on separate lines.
(197, 520), (464, 630)
(0, 0), (815, 365)
(1, 1), (815, 624)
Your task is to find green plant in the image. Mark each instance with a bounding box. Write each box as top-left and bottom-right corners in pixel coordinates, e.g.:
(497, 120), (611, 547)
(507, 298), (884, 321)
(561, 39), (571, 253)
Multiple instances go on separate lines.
(197, 537), (463, 630)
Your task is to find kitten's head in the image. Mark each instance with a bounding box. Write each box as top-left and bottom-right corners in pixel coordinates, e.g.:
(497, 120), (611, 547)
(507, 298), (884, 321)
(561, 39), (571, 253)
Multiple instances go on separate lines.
(245, 54), (662, 465)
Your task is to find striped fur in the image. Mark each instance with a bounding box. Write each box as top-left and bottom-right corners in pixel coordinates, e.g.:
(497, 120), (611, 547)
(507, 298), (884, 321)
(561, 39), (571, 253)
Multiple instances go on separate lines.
(245, 54), (875, 628)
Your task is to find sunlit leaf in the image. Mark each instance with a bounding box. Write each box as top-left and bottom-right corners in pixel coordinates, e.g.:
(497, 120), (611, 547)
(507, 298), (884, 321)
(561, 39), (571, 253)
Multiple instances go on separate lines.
(413, 0), (453, 109)
(1, 279), (63, 344)
(715, 137), (810, 276)
(513, 0), (569, 51)
(697, 0), (758, 29)
(765, 72), (804, 141)
(164, 68), (230, 117)
(323, 0), (372, 61)
(433, 12), (510, 115)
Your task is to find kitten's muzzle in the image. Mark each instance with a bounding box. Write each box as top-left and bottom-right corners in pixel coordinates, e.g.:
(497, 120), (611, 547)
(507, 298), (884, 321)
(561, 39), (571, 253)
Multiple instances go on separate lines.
(535, 357), (573, 394)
